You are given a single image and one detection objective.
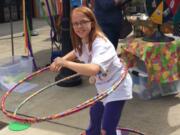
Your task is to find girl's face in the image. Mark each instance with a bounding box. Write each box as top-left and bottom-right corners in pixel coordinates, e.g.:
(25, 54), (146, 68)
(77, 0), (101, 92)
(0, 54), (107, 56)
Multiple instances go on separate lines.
(72, 11), (92, 42)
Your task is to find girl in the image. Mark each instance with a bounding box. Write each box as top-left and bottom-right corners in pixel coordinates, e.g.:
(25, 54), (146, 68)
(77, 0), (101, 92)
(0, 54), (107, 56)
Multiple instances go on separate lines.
(50, 6), (132, 135)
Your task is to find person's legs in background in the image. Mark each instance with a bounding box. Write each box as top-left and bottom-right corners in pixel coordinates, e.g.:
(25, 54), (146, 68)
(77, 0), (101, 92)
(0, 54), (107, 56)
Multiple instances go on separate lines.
(26, 0), (38, 36)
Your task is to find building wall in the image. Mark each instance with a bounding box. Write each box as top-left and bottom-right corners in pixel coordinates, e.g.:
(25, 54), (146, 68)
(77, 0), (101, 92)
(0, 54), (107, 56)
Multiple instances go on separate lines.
(0, 0), (42, 23)
(0, 0), (22, 23)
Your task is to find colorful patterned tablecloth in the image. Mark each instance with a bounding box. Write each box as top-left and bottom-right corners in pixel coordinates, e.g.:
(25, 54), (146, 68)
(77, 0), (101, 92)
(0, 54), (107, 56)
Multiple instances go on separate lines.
(121, 37), (180, 83)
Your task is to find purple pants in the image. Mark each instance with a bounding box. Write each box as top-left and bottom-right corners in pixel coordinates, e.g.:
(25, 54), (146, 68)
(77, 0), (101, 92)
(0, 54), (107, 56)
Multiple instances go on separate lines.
(86, 100), (125, 135)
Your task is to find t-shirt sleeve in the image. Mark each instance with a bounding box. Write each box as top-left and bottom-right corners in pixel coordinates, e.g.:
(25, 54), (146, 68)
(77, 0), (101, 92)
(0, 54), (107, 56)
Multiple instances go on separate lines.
(91, 38), (116, 73)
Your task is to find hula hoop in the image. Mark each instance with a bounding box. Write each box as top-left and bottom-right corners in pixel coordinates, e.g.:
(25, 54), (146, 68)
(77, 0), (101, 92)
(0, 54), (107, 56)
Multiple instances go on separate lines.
(1, 65), (128, 123)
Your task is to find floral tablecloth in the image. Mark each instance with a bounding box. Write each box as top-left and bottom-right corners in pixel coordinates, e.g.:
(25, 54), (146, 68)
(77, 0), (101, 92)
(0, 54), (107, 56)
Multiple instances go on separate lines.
(121, 37), (180, 84)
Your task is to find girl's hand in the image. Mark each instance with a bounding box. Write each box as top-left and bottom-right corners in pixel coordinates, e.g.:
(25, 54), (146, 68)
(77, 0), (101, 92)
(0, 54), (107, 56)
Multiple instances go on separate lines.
(50, 57), (65, 72)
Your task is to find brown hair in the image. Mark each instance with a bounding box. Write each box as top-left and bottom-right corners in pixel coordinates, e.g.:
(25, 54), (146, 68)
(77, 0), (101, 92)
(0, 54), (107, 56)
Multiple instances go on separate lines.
(70, 6), (104, 56)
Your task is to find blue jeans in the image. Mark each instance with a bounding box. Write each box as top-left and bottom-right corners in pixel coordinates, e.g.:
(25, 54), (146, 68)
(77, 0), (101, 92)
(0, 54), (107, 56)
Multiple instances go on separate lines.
(86, 100), (125, 135)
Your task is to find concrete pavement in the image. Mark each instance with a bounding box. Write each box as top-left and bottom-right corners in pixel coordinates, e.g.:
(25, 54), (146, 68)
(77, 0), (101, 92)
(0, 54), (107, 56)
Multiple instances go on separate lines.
(0, 18), (180, 135)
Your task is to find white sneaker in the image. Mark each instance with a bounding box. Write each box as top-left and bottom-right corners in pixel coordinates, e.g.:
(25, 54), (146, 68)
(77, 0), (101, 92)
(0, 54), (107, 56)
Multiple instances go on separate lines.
(116, 129), (122, 135)
(31, 30), (39, 36)
(22, 30), (39, 36)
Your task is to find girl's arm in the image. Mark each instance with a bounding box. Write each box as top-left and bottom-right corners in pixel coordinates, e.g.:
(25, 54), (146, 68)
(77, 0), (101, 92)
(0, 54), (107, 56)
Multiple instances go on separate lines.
(50, 50), (76, 72)
(52, 57), (100, 76)
(50, 50), (100, 76)
(64, 61), (100, 76)
(62, 50), (77, 61)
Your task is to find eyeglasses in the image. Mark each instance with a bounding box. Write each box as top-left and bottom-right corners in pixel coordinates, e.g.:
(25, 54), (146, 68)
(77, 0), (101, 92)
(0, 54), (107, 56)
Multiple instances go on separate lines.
(72, 20), (91, 28)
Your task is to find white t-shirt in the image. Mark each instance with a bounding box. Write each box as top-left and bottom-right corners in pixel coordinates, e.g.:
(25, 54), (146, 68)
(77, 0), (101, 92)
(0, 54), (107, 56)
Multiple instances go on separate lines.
(75, 36), (132, 104)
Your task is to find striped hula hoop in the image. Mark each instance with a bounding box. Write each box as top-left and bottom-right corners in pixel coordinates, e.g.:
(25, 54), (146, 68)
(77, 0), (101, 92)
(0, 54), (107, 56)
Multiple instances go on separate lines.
(1, 65), (128, 123)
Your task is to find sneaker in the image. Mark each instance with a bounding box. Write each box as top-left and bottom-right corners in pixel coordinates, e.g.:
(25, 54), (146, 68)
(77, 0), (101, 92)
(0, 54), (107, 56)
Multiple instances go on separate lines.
(116, 129), (122, 135)
(31, 30), (39, 36)
(22, 30), (39, 36)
